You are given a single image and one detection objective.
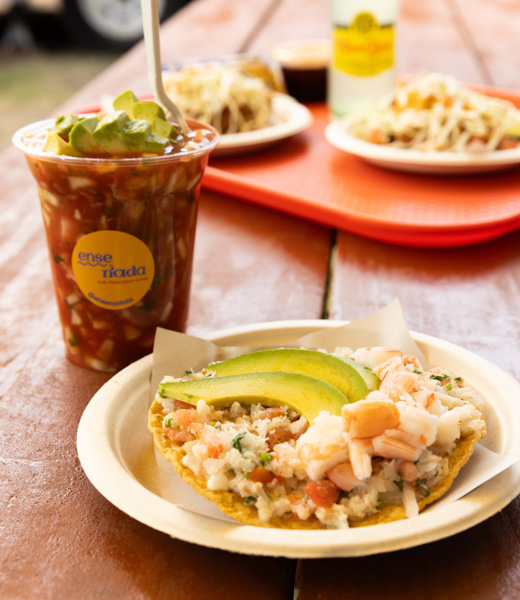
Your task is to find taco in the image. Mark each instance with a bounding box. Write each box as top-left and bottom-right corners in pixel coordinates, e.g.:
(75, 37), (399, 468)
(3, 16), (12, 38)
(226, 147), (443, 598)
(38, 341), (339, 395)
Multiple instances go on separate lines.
(149, 346), (486, 529)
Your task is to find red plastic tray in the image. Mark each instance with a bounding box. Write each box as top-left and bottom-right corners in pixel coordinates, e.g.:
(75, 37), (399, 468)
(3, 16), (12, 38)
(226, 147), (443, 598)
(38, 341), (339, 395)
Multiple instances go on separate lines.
(202, 96), (520, 248)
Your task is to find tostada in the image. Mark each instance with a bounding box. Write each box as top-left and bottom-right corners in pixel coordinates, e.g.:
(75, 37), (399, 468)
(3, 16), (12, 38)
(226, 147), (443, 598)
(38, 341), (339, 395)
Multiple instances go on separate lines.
(149, 347), (486, 529)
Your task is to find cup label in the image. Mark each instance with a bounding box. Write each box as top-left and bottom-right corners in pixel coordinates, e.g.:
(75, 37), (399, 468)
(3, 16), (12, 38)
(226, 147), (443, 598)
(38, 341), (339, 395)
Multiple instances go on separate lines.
(72, 231), (155, 310)
(333, 12), (394, 77)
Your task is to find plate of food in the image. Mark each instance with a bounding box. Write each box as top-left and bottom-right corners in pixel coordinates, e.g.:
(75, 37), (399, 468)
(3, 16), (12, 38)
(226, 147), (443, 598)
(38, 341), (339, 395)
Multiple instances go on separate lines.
(162, 62), (313, 156)
(77, 311), (520, 558)
(325, 72), (520, 175)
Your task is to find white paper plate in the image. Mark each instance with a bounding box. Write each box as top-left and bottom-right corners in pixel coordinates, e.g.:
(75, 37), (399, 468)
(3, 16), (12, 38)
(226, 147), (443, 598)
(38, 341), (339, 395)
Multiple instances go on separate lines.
(325, 120), (520, 175)
(212, 93), (313, 157)
(77, 320), (520, 558)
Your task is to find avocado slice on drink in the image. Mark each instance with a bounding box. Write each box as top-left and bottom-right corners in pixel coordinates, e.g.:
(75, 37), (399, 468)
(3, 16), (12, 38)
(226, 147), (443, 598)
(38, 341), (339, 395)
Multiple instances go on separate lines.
(69, 117), (107, 155)
(51, 114), (80, 139)
(134, 101), (167, 122)
(206, 348), (369, 402)
(44, 132), (84, 157)
(158, 371), (350, 424)
(112, 90), (139, 118)
(46, 90), (178, 157)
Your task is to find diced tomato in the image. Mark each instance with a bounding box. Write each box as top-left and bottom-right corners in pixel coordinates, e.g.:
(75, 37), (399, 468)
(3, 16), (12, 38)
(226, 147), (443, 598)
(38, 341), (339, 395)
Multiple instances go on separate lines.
(199, 426), (227, 459)
(248, 467), (276, 484)
(267, 428), (293, 449)
(173, 399), (195, 410)
(257, 407), (285, 420)
(304, 480), (340, 508)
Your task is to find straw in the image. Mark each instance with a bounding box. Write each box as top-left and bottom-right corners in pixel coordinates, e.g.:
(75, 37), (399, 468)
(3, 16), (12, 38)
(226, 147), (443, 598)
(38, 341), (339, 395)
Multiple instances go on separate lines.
(140, 0), (189, 133)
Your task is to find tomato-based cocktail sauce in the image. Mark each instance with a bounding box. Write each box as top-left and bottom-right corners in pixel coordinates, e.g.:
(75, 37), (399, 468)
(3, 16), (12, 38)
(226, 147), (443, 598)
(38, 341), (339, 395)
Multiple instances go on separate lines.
(17, 94), (219, 372)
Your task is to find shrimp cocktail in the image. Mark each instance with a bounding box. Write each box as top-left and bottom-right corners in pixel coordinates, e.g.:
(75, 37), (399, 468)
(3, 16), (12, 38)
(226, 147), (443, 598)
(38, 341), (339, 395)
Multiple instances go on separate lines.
(13, 91), (219, 372)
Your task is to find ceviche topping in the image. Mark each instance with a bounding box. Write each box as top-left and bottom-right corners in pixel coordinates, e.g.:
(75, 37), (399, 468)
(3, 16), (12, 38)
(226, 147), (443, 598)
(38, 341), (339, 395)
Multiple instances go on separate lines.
(43, 90), (211, 158)
(346, 72), (520, 152)
(152, 346), (486, 529)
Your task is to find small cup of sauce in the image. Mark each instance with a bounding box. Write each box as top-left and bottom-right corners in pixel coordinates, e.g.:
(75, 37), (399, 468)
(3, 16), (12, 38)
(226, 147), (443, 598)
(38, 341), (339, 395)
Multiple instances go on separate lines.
(270, 39), (331, 103)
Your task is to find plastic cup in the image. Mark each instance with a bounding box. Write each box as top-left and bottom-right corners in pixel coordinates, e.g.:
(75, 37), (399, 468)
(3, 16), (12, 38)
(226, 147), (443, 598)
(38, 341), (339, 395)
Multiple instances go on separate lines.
(13, 118), (219, 373)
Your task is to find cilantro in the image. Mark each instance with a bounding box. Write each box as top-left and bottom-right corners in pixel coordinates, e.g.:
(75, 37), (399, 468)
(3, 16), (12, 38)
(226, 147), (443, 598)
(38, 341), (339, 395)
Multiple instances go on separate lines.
(260, 452), (273, 465)
(141, 299), (156, 313)
(414, 479), (431, 497)
(52, 249), (64, 264)
(243, 496), (256, 504)
(430, 374), (449, 382)
(231, 432), (247, 452)
(394, 479), (404, 492)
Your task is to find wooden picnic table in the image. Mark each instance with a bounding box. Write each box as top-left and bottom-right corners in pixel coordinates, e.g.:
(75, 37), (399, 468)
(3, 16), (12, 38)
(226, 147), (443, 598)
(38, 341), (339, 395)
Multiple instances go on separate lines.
(2, 0), (520, 598)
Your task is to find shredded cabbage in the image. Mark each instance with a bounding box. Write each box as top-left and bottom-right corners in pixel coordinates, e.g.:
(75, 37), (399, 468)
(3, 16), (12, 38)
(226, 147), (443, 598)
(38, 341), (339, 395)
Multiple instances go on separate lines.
(346, 72), (520, 152)
(163, 63), (273, 134)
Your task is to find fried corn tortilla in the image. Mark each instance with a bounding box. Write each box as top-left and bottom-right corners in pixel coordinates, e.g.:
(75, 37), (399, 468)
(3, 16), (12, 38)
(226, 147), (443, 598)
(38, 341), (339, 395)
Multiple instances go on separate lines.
(148, 398), (485, 529)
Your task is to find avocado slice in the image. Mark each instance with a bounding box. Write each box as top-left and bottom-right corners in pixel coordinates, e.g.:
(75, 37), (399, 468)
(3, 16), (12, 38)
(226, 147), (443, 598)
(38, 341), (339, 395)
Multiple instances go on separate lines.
(144, 132), (169, 152)
(334, 356), (381, 392)
(112, 90), (139, 118)
(121, 119), (153, 149)
(44, 132), (84, 157)
(51, 114), (80, 139)
(134, 101), (166, 123)
(69, 117), (107, 155)
(153, 116), (176, 139)
(206, 348), (369, 402)
(92, 110), (132, 153)
(158, 371), (350, 424)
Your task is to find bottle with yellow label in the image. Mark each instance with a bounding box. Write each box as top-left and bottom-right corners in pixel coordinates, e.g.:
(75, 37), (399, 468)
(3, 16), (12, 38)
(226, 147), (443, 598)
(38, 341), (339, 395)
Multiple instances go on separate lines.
(328, 0), (400, 118)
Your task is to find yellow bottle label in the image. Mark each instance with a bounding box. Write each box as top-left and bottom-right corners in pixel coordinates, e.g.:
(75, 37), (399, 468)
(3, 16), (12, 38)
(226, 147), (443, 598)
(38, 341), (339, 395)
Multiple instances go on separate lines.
(72, 230), (155, 310)
(333, 12), (394, 77)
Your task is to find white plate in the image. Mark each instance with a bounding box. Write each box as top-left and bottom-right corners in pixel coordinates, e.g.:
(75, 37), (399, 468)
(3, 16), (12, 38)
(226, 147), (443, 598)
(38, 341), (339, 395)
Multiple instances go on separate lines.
(325, 120), (520, 175)
(212, 93), (313, 157)
(77, 320), (520, 558)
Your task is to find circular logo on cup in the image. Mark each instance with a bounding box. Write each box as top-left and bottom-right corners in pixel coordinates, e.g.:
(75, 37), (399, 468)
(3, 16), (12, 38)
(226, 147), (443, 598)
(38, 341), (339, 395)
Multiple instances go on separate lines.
(72, 230), (155, 310)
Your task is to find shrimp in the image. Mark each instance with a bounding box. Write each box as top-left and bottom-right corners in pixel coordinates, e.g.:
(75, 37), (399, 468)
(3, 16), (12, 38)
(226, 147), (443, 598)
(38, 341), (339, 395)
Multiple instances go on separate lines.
(342, 396), (400, 439)
(398, 460), (420, 482)
(372, 433), (421, 462)
(296, 413), (347, 481)
(378, 370), (423, 402)
(347, 438), (373, 480)
(326, 461), (360, 492)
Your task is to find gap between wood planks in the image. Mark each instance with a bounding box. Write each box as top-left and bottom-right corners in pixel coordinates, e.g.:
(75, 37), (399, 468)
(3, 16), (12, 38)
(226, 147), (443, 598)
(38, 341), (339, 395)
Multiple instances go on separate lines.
(237, 0), (283, 54)
(321, 229), (338, 320)
(445, 0), (493, 85)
